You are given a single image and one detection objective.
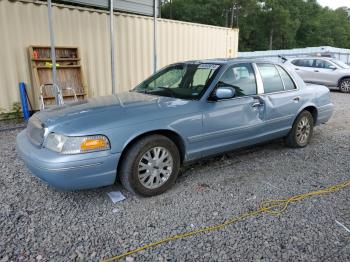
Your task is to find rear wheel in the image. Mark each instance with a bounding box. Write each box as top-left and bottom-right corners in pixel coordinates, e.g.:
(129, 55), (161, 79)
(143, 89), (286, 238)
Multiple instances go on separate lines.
(285, 111), (314, 148)
(339, 78), (350, 93)
(119, 135), (180, 197)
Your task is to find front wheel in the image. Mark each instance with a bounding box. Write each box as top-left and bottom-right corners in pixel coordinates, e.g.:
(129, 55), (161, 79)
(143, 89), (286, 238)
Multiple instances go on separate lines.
(285, 111), (314, 148)
(119, 135), (180, 197)
(339, 78), (350, 93)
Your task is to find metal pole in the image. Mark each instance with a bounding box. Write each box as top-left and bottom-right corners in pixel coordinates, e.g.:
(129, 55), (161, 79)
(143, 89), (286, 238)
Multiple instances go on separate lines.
(153, 0), (157, 73)
(110, 0), (116, 95)
(47, 0), (59, 105)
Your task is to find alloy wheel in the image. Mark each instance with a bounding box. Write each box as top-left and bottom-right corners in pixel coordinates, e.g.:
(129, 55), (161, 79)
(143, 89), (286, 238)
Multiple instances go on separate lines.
(296, 116), (311, 145)
(340, 80), (350, 93)
(138, 147), (174, 189)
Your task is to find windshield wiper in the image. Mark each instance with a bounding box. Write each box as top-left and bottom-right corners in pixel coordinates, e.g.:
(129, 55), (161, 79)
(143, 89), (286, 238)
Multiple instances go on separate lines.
(157, 87), (175, 97)
(143, 87), (175, 98)
(134, 87), (176, 98)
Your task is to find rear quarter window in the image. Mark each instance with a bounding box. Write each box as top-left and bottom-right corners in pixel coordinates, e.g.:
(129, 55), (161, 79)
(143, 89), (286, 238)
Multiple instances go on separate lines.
(277, 66), (296, 91)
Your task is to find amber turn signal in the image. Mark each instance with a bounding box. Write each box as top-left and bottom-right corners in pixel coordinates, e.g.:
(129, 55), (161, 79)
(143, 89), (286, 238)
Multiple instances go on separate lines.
(80, 138), (108, 151)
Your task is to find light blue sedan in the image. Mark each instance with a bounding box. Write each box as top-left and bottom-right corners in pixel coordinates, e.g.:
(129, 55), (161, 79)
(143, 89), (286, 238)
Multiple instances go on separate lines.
(16, 59), (333, 196)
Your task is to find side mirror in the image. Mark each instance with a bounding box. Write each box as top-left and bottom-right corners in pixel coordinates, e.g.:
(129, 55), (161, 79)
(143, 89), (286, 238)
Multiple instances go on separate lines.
(212, 85), (236, 100)
(329, 65), (337, 70)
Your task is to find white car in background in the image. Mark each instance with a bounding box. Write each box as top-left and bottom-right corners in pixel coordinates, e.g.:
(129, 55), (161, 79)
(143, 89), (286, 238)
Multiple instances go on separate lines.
(284, 57), (350, 93)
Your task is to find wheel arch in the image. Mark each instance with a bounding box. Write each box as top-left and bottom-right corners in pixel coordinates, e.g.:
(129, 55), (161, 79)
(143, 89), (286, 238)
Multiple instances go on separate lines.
(297, 105), (318, 125)
(117, 129), (186, 176)
(337, 76), (350, 87)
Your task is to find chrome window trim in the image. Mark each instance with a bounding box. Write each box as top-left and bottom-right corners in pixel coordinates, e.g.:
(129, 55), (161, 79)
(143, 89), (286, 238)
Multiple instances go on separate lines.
(258, 88), (299, 96)
(207, 95), (255, 103)
(252, 63), (264, 94)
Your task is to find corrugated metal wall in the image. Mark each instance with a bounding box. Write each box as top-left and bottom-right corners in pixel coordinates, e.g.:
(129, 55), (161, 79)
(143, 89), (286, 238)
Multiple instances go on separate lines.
(0, 0), (239, 111)
(62, 0), (158, 17)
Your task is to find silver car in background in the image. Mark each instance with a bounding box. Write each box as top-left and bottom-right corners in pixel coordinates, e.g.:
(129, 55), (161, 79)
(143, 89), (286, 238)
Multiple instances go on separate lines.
(284, 57), (350, 93)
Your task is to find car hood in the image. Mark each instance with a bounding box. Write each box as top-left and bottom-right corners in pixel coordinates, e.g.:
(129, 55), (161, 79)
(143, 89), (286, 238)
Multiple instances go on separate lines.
(34, 92), (196, 134)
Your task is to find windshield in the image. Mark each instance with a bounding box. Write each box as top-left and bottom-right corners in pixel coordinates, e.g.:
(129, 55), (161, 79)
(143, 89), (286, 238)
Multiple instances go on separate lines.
(331, 59), (350, 69)
(133, 63), (221, 100)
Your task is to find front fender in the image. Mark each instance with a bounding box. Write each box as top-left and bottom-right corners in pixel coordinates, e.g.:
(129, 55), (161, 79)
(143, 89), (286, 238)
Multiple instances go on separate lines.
(104, 112), (202, 155)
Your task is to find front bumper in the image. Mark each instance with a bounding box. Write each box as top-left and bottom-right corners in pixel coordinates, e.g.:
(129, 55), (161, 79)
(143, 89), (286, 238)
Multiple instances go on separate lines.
(16, 130), (120, 190)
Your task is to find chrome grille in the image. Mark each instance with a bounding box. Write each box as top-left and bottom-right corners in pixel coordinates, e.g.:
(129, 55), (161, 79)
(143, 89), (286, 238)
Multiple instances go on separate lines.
(26, 117), (45, 146)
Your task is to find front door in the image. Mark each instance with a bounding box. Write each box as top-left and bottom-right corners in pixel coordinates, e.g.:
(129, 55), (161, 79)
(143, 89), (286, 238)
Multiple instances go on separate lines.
(200, 63), (264, 157)
(312, 59), (339, 86)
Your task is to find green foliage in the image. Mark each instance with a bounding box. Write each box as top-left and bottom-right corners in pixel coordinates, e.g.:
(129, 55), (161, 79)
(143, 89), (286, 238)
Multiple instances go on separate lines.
(0, 102), (23, 122)
(161, 0), (350, 51)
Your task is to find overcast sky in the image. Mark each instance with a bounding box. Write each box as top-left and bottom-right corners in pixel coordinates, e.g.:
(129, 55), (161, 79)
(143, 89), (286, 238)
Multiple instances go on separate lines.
(317, 0), (350, 9)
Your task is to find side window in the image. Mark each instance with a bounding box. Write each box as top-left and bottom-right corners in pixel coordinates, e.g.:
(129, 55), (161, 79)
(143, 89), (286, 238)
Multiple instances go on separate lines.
(218, 63), (257, 97)
(291, 59), (301, 66)
(257, 64), (284, 93)
(277, 66), (296, 90)
(315, 59), (333, 69)
(293, 59), (314, 67)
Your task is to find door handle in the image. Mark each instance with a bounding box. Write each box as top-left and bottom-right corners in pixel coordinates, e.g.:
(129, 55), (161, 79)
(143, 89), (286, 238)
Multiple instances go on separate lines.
(293, 96), (300, 102)
(252, 95), (264, 108)
(252, 102), (263, 107)
(295, 68), (300, 71)
(314, 70), (319, 72)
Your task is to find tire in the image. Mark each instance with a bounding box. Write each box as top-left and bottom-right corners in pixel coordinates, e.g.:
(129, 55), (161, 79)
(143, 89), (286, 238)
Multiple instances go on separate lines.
(285, 110), (314, 148)
(119, 134), (180, 197)
(339, 78), (350, 93)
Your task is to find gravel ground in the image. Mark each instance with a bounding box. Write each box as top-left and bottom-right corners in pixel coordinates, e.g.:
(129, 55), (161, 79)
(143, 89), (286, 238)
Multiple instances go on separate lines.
(0, 91), (349, 262)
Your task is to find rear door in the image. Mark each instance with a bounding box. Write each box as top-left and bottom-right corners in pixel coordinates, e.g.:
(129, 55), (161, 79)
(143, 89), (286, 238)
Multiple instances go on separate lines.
(255, 63), (302, 136)
(291, 59), (315, 83)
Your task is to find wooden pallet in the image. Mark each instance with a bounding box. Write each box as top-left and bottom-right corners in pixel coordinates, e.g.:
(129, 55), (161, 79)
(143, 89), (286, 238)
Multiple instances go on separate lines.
(28, 46), (87, 109)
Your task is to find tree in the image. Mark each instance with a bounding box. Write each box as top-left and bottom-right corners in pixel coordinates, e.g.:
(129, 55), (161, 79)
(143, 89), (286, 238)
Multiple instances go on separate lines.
(160, 0), (350, 51)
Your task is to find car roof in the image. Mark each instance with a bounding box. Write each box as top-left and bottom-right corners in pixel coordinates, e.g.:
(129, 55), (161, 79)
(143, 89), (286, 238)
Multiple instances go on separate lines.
(182, 58), (274, 65)
(289, 56), (334, 61)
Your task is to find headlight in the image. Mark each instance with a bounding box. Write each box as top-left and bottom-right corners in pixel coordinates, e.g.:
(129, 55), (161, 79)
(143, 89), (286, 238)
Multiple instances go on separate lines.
(44, 133), (110, 154)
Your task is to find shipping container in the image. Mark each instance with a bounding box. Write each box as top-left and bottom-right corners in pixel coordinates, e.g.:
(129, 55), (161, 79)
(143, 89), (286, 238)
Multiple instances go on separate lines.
(0, 0), (239, 111)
